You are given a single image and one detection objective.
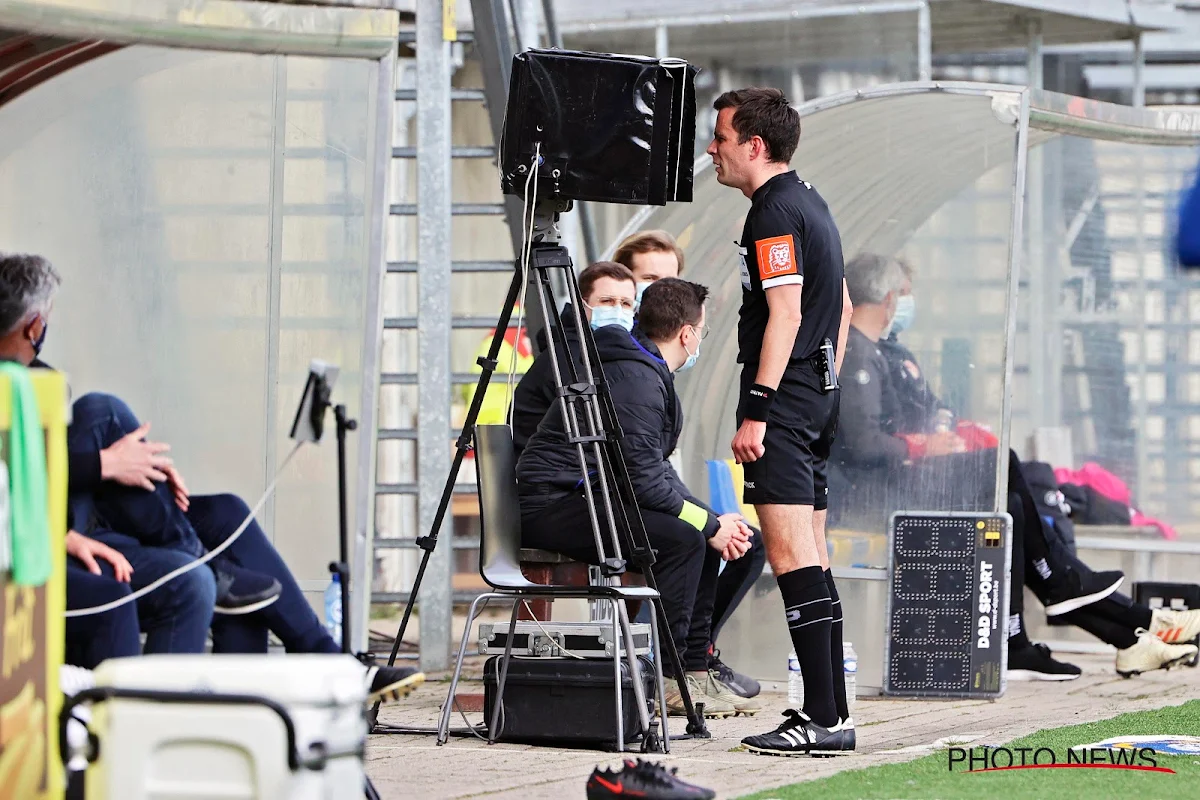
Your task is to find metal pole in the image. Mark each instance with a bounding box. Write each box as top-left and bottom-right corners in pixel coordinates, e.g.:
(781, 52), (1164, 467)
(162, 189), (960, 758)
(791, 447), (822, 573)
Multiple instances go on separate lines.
(416, 0), (453, 672)
(1025, 20), (1048, 434)
(655, 24), (669, 60)
(355, 45), (398, 655)
(916, 1), (932, 82)
(514, 0), (540, 50)
(1132, 33), (1146, 109)
(997, 89), (1032, 513)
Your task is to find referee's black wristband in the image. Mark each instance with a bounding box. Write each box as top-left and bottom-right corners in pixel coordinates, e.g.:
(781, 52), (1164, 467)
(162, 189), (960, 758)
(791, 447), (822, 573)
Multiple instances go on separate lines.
(743, 384), (775, 422)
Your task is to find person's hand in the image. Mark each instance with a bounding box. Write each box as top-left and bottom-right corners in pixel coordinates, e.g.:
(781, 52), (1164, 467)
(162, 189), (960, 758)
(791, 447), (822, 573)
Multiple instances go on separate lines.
(711, 513), (751, 559)
(722, 522), (753, 561)
(707, 514), (738, 554)
(925, 431), (968, 457)
(66, 530), (133, 582)
(732, 419), (767, 464)
(903, 360), (922, 379)
(164, 464), (190, 512)
(99, 422), (172, 490)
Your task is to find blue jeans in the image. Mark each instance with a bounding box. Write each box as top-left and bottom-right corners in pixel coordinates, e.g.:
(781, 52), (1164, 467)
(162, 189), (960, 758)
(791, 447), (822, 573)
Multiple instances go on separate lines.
(68, 393), (203, 557)
(192, 494), (338, 655)
(69, 392), (337, 655)
(68, 534), (216, 656)
(66, 565), (141, 668)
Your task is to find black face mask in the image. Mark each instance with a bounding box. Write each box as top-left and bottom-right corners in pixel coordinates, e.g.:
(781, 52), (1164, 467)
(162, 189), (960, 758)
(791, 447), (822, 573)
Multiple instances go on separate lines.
(31, 320), (47, 356)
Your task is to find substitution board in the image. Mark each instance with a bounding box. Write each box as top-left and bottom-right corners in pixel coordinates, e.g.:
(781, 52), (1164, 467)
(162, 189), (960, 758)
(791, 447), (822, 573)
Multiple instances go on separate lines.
(883, 512), (1012, 699)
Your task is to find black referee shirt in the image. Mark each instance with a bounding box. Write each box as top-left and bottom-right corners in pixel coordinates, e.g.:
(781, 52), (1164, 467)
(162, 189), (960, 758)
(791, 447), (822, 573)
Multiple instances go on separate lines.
(737, 170), (844, 365)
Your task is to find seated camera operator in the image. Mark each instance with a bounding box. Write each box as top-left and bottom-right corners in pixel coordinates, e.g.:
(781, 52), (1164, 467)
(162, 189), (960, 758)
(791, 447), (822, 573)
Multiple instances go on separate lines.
(517, 278), (757, 718)
(0, 252), (420, 701)
(834, 252), (1200, 678)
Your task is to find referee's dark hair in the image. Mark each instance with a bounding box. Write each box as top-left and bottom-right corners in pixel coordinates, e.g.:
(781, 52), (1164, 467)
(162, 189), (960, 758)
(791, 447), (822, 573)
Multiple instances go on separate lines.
(637, 278), (708, 342)
(713, 87), (800, 164)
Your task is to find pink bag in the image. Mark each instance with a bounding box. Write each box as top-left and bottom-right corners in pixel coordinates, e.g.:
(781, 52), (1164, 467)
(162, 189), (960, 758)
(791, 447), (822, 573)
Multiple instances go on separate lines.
(1054, 462), (1176, 540)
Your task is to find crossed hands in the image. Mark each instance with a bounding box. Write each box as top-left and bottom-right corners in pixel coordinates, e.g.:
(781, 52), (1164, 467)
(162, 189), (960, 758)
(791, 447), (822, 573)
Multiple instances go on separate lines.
(99, 422), (190, 511)
(708, 512), (753, 562)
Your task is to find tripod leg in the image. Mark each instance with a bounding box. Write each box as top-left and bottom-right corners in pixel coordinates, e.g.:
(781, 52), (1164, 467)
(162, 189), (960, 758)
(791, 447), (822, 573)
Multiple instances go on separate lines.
(382, 265), (526, 674)
(648, 599), (670, 753)
(487, 599), (522, 744)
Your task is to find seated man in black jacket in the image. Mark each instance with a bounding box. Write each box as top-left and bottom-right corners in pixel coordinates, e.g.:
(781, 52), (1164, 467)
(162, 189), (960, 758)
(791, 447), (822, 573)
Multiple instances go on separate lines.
(518, 278), (757, 718)
(514, 255), (767, 699)
(511, 261), (637, 457)
(834, 252), (1200, 678)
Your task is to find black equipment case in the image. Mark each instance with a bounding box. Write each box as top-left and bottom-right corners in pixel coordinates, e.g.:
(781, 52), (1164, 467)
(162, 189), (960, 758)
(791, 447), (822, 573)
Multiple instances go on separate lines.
(482, 655), (655, 747)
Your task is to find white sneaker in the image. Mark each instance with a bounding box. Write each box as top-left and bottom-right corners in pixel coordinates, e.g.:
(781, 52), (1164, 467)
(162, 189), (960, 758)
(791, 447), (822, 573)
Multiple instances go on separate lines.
(1115, 628), (1199, 677)
(60, 664), (96, 697)
(1149, 608), (1200, 644)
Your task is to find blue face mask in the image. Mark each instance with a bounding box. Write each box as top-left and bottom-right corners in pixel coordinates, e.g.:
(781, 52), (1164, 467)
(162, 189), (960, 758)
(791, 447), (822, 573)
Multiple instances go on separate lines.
(677, 327), (701, 372)
(634, 282), (652, 310)
(891, 295), (915, 335)
(589, 304), (634, 333)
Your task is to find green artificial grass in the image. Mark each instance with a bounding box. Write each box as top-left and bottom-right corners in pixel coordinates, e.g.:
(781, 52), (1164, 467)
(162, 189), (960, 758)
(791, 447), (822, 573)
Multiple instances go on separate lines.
(738, 699), (1200, 800)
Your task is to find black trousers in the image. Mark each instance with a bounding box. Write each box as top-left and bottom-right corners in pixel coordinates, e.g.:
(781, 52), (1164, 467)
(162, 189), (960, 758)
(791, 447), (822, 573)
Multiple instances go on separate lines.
(1008, 455), (1150, 649)
(711, 525), (766, 645)
(522, 490), (718, 673)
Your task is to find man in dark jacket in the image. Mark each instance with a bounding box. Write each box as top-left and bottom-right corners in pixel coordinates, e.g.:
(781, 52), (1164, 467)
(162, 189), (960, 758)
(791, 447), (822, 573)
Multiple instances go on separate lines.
(518, 278), (757, 718)
(511, 261), (637, 456)
(834, 252), (1199, 678)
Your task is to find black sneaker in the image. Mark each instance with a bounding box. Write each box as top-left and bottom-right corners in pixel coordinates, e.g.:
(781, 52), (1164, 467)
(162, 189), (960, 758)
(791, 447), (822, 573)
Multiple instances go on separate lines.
(708, 648), (761, 698)
(1038, 567), (1123, 617)
(841, 716), (856, 752)
(366, 665), (425, 704)
(586, 759), (715, 800)
(211, 561), (282, 615)
(1008, 642), (1082, 681)
(742, 709), (853, 757)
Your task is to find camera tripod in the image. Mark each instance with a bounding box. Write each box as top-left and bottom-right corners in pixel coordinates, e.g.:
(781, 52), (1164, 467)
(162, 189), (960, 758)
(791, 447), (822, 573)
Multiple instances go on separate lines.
(372, 196), (710, 743)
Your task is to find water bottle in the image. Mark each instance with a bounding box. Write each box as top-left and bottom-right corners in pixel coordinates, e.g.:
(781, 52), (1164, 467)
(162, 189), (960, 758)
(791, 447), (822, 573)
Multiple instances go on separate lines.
(787, 650), (804, 706)
(843, 642), (858, 715)
(324, 573), (342, 644)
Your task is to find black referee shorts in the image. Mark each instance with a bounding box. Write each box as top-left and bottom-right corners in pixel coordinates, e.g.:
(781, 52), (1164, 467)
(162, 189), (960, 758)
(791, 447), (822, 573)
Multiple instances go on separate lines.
(737, 360), (839, 509)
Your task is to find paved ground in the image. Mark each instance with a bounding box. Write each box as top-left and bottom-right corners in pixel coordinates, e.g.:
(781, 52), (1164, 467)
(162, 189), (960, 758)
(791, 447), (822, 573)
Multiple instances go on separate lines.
(364, 651), (1200, 799)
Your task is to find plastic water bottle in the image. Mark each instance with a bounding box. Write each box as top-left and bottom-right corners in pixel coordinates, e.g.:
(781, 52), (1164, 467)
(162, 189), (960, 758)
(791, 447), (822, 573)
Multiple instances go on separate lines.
(843, 642), (858, 714)
(787, 650), (804, 706)
(324, 573), (342, 644)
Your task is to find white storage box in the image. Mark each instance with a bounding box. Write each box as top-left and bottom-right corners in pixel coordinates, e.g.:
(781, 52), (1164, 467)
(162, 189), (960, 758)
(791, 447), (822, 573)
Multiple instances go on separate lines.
(84, 654), (367, 800)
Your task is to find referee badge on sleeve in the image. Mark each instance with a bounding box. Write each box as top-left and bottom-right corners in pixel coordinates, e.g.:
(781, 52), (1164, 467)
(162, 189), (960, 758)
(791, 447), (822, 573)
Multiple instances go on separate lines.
(756, 234), (797, 279)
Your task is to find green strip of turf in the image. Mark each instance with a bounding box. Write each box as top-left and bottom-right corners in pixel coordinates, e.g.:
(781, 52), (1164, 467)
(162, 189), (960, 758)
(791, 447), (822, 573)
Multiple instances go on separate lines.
(738, 699), (1200, 800)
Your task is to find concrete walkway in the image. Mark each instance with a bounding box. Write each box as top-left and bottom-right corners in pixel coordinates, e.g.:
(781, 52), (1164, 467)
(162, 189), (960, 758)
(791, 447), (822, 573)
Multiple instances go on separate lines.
(365, 652), (1200, 799)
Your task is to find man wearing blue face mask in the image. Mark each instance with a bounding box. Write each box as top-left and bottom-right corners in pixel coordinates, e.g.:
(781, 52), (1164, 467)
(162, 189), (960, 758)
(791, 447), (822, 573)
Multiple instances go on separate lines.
(875, 259), (953, 434)
(511, 261), (637, 457)
(518, 278), (758, 718)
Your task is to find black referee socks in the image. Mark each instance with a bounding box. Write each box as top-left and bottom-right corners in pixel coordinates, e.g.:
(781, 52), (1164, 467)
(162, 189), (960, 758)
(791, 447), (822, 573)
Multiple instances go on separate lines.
(777, 566), (838, 728)
(825, 568), (849, 721)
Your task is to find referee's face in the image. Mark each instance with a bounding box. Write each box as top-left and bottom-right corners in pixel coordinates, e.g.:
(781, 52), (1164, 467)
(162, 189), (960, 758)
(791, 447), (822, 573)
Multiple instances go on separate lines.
(707, 107), (751, 192)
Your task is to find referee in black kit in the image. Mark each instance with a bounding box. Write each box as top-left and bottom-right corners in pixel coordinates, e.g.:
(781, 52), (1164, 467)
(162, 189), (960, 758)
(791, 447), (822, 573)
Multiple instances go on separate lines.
(706, 88), (855, 756)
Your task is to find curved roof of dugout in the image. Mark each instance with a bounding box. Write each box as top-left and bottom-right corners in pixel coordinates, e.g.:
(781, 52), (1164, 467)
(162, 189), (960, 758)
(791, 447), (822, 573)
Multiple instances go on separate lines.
(606, 81), (1200, 488)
